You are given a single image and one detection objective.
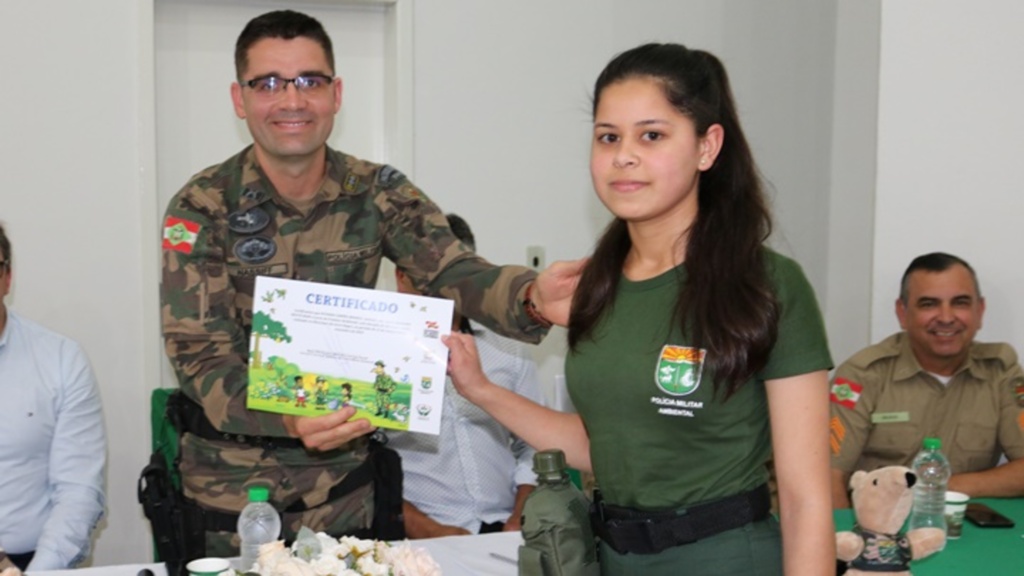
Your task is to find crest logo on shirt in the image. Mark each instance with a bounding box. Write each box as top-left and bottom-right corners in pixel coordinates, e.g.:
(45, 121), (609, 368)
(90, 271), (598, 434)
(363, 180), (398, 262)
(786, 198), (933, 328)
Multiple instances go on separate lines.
(655, 345), (705, 396)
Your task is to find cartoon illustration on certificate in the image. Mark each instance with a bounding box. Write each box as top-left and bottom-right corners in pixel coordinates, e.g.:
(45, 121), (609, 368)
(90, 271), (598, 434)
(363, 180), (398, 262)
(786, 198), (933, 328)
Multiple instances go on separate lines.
(247, 276), (453, 434)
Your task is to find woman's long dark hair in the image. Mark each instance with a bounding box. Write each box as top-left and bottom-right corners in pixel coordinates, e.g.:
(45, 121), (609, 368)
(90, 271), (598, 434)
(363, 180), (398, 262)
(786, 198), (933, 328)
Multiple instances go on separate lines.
(569, 43), (778, 398)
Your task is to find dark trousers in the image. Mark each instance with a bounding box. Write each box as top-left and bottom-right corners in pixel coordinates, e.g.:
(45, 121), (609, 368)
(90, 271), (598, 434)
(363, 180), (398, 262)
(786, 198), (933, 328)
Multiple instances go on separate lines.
(7, 551), (34, 570)
(479, 521), (505, 534)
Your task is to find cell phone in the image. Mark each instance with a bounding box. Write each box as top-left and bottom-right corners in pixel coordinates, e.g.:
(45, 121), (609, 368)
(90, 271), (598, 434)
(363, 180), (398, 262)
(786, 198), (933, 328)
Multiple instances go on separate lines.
(964, 503), (1016, 528)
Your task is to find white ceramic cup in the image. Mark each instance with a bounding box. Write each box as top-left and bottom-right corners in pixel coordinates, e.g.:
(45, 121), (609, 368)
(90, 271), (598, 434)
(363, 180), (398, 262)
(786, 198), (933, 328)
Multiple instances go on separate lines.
(186, 557), (232, 576)
(945, 490), (970, 538)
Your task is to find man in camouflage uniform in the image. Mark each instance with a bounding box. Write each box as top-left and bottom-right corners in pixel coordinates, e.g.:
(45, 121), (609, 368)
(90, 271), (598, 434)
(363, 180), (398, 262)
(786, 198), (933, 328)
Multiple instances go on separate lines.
(829, 253), (1024, 509)
(160, 9), (570, 556)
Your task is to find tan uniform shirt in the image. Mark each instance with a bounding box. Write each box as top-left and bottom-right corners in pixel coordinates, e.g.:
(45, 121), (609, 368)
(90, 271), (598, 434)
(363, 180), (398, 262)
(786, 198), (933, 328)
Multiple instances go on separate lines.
(830, 333), (1024, 474)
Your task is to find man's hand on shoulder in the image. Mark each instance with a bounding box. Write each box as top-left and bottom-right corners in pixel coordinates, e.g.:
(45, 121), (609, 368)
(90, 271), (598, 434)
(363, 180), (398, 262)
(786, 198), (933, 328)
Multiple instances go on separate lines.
(283, 407), (374, 451)
(531, 258), (587, 327)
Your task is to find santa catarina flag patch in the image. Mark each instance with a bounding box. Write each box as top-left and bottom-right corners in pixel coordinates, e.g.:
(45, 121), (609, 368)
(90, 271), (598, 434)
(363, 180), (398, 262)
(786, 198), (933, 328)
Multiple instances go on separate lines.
(830, 377), (863, 409)
(163, 217), (201, 254)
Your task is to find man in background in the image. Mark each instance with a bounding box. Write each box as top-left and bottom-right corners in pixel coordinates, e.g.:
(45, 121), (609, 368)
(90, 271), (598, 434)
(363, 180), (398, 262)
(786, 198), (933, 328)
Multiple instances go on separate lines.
(0, 224), (106, 570)
(389, 214), (543, 537)
(830, 252), (1024, 507)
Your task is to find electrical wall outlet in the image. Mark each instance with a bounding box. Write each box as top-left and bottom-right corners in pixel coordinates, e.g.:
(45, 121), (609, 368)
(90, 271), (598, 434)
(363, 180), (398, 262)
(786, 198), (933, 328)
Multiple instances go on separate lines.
(526, 245), (545, 271)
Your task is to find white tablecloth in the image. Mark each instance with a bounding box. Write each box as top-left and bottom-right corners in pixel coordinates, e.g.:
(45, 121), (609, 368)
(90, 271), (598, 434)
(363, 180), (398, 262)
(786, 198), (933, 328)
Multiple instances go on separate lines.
(34, 531), (520, 576)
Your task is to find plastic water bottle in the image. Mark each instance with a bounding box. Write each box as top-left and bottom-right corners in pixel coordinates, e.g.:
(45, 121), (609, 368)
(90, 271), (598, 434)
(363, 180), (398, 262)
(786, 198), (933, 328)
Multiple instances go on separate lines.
(908, 437), (950, 548)
(238, 485), (282, 572)
(518, 450), (598, 576)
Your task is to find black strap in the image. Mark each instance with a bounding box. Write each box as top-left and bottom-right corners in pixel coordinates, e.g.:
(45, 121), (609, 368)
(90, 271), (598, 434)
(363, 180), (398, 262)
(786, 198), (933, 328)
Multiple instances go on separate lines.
(593, 484), (771, 555)
(4, 551), (34, 571)
(173, 392), (306, 450)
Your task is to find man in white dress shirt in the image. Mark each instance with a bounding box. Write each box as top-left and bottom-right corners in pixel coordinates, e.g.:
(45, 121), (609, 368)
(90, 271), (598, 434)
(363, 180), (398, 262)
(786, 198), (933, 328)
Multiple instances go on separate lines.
(0, 224), (106, 570)
(389, 214), (543, 538)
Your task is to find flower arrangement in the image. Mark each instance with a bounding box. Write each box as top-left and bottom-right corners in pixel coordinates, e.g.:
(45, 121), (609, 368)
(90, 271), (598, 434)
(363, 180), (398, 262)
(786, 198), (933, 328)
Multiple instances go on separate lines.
(252, 528), (441, 576)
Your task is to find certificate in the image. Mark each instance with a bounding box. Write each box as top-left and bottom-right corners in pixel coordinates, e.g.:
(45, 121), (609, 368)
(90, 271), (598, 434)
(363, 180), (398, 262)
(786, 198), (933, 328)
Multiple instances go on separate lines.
(247, 276), (453, 434)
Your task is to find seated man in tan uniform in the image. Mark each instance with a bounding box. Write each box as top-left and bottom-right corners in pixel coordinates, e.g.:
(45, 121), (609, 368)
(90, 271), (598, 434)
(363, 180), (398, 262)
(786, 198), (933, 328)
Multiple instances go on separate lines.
(830, 252), (1024, 508)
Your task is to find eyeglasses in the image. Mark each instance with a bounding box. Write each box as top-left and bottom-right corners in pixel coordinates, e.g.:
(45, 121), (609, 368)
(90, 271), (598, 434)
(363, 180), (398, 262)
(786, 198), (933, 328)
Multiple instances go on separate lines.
(243, 74), (334, 97)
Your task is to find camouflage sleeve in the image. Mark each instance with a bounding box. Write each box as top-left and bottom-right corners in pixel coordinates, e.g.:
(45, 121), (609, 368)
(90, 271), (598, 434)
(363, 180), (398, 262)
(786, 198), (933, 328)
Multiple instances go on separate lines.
(161, 195), (289, 437)
(373, 172), (548, 344)
(829, 362), (875, 473)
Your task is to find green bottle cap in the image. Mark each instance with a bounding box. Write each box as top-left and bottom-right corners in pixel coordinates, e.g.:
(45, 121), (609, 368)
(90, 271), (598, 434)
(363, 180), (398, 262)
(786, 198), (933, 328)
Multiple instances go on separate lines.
(533, 449), (568, 483)
(923, 437), (941, 450)
(248, 485), (271, 502)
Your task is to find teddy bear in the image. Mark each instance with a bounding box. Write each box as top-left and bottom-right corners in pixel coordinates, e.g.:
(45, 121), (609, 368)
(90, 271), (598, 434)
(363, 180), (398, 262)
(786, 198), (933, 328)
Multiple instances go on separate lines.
(836, 465), (946, 575)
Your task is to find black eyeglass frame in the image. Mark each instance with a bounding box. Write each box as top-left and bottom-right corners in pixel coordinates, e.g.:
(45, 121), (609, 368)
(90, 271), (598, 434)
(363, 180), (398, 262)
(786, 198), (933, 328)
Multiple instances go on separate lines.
(242, 74), (335, 94)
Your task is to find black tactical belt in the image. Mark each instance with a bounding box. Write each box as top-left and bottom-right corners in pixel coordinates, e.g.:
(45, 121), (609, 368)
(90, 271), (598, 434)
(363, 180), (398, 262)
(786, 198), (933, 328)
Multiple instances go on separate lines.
(592, 483), (771, 555)
(175, 393), (306, 450)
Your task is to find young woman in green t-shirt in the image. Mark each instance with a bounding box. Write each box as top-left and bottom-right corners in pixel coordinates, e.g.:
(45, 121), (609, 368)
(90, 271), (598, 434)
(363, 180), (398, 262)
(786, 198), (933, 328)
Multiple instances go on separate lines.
(445, 43), (834, 575)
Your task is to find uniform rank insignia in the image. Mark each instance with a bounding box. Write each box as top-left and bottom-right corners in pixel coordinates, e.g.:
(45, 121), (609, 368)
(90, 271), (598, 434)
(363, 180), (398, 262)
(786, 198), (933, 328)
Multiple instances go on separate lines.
(162, 216), (201, 254)
(376, 164), (404, 187)
(343, 173), (359, 192)
(830, 377), (863, 409)
(234, 236), (277, 264)
(655, 345), (705, 396)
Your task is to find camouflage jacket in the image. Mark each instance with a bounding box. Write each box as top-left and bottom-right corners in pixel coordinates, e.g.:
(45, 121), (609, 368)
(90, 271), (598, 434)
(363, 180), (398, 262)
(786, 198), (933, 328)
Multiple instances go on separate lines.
(161, 146), (545, 522)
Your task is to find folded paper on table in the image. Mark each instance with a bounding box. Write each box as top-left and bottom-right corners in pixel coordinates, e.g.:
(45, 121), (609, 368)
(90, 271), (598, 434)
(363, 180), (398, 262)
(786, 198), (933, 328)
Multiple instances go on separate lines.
(247, 276), (453, 434)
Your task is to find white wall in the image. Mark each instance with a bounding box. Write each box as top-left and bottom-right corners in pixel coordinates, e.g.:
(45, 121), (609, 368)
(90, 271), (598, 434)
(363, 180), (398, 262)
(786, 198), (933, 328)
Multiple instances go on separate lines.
(825, 0), (881, 365)
(0, 0), (152, 565)
(414, 0), (840, 386)
(873, 0), (1024, 344)
(0, 0), (911, 566)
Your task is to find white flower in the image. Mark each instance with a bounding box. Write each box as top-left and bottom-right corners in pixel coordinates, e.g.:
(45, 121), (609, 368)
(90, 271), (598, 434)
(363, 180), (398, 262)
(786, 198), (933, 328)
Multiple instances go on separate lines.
(269, 556), (317, 576)
(251, 530), (440, 576)
(309, 553), (348, 576)
(340, 536), (375, 556)
(321, 538), (353, 561)
(256, 540), (292, 572)
(386, 541), (443, 576)
(355, 554), (389, 576)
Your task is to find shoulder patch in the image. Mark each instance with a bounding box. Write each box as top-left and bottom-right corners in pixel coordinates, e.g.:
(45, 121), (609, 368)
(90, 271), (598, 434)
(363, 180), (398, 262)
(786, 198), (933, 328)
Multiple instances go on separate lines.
(830, 377), (863, 409)
(163, 216), (201, 254)
(376, 164), (406, 187)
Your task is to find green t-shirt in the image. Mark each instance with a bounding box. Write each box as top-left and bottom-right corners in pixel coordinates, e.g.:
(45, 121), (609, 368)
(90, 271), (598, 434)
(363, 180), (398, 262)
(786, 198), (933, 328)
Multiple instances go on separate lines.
(566, 250), (832, 510)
